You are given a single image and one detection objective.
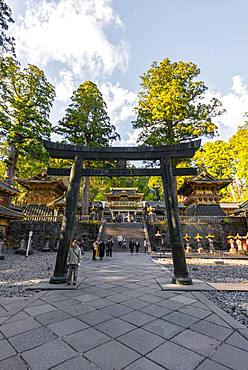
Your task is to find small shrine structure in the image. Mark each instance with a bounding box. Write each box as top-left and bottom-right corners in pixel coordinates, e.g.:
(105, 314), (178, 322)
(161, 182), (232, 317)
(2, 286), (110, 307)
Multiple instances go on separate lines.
(17, 171), (67, 205)
(105, 188), (144, 221)
(178, 169), (232, 216)
(0, 181), (22, 235)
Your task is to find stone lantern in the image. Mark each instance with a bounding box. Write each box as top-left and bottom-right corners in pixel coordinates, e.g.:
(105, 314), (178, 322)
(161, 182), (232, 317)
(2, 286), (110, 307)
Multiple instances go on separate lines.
(183, 234), (192, 253)
(195, 233), (204, 253)
(206, 233), (215, 253)
(226, 235), (236, 254)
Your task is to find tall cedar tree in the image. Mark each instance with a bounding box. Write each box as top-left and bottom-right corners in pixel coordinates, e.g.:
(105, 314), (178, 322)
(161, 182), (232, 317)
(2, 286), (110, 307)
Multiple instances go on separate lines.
(133, 58), (224, 145)
(0, 0), (15, 56)
(56, 81), (120, 214)
(0, 57), (55, 184)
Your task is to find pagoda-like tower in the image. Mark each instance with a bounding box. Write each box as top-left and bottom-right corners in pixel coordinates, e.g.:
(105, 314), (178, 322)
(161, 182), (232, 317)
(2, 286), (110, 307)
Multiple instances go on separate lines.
(178, 169), (231, 216)
(17, 171), (67, 205)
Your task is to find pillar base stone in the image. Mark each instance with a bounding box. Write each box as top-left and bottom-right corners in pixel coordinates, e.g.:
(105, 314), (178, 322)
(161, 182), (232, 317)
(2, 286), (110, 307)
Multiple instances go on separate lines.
(172, 276), (193, 285)
(49, 274), (67, 284)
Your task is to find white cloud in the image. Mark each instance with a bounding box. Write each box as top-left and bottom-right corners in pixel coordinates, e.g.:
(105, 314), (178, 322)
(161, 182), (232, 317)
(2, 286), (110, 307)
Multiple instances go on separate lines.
(206, 75), (248, 140)
(100, 82), (139, 145)
(118, 130), (142, 146)
(14, 0), (129, 77)
(100, 82), (137, 127)
(54, 69), (74, 102)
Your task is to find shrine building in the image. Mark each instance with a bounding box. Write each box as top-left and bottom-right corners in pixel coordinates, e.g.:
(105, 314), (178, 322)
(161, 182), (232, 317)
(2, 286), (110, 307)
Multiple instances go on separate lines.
(178, 169), (232, 216)
(104, 188), (144, 222)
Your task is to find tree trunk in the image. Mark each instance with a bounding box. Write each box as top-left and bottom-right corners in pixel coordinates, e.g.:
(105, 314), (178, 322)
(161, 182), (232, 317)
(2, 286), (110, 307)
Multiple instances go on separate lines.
(81, 176), (90, 216)
(5, 143), (19, 185)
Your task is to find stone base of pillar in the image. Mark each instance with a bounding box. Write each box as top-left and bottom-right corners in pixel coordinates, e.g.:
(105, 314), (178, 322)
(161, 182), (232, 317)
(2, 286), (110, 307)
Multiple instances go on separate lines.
(172, 276), (193, 285)
(49, 274), (67, 284)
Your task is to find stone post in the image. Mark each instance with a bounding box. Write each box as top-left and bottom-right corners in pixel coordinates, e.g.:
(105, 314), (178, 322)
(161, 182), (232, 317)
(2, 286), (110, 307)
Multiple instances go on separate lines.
(50, 155), (83, 284)
(160, 157), (192, 285)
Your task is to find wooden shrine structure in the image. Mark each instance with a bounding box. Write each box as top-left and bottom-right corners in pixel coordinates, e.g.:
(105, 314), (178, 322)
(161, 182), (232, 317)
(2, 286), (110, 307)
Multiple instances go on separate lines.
(44, 139), (201, 285)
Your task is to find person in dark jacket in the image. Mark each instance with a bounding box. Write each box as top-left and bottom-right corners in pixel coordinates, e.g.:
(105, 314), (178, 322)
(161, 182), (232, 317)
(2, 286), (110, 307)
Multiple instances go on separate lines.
(106, 237), (114, 259)
(98, 240), (105, 260)
(129, 238), (134, 254)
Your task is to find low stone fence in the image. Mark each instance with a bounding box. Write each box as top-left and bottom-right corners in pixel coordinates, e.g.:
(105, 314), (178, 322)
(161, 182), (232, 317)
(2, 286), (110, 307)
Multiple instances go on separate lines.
(147, 216), (247, 251)
(7, 220), (100, 251)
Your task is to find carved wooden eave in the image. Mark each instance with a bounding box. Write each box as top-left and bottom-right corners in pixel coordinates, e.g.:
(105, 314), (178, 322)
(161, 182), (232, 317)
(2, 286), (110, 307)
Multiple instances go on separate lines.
(0, 181), (19, 196)
(105, 188), (144, 202)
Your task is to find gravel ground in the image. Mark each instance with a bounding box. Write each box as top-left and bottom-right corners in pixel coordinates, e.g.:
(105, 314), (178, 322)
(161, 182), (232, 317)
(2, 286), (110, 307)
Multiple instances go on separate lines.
(0, 252), (56, 298)
(157, 258), (248, 328)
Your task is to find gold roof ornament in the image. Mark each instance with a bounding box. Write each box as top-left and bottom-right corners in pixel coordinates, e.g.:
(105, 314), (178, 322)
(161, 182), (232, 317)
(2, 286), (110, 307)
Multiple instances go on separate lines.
(183, 233), (191, 241)
(147, 205), (155, 214)
(206, 233), (215, 239)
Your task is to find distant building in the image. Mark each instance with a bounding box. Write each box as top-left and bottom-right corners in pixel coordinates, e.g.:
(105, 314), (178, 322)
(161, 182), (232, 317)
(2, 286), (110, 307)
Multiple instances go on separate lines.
(178, 169), (232, 216)
(0, 181), (22, 235)
(104, 188), (144, 221)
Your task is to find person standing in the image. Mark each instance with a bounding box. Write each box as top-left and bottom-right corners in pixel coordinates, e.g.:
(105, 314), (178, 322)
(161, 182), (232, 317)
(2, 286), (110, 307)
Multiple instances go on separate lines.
(122, 237), (127, 248)
(92, 240), (98, 260)
(99, 240), (105, 260)
(78, 238), (85, 255)
(143, 238), (147, 253)
(67, 240), (82, 285)
(129, 238), (134, 255)
(135, 240), (140, 253)
(107, 237), (114, 259)
(117, 234), (123, 247)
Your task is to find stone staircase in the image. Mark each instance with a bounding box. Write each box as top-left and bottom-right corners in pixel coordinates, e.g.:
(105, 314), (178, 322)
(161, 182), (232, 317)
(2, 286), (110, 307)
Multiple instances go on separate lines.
(100, 222), (145, 252)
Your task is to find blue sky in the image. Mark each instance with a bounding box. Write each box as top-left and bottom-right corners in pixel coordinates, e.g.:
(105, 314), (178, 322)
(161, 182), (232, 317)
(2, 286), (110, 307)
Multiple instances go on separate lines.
(7, 0), (248, 144)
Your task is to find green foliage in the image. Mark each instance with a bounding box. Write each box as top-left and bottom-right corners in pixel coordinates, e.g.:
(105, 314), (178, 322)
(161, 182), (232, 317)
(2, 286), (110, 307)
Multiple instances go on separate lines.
(193, 140), (234, 178)
(133, 58), (224, 145)
(192, 135), (248, 202)
(0, 57), (55, 147)
(0, 56), (55, 182)
(0, 0), (15, 56)
(56, 80), (120, 147)
(229, 121), (248, 186)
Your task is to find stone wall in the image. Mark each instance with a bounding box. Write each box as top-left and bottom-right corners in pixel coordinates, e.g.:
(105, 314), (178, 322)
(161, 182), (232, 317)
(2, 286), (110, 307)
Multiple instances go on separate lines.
(7, 220), (100, 251)
(147, 218), (247, 250)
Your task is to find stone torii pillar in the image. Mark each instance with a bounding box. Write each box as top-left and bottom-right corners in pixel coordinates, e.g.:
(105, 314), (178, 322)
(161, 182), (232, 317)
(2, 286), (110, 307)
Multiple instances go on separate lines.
(160, 157), (192, 285)
(50, 155), (83, 284)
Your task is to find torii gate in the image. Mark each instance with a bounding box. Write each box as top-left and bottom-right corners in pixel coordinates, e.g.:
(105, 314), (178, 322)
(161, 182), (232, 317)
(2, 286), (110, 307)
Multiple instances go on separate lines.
(44, 139), (201, 285)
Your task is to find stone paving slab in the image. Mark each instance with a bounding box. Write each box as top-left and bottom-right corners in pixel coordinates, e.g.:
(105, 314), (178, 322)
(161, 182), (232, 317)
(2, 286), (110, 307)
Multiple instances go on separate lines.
(1, 252), (248, 370)
(147, 341), (204, 370)
(21, 339), (77, 370)
(9, 326), (58, 353)
(156, 277), (216, 291)
(209, 282), (248, 291)
(84, 339), (141, 370)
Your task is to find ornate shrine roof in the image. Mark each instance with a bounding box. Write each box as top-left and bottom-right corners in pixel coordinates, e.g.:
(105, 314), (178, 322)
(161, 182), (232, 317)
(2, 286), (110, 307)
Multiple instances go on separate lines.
(17, 171), (67, 195)
(178, 169), (232, 196)
(105, 188), (143, 201)
(0, 181), (19, 195)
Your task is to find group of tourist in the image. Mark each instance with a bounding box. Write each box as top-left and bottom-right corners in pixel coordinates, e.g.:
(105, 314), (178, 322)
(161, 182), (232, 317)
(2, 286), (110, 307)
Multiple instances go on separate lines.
(92, 237), (114, 261)
(91, 236), (147, 260)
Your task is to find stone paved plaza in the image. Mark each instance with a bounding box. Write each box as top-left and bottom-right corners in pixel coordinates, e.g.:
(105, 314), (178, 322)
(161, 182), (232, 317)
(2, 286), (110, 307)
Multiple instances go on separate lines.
(0, 253), (248, 369)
